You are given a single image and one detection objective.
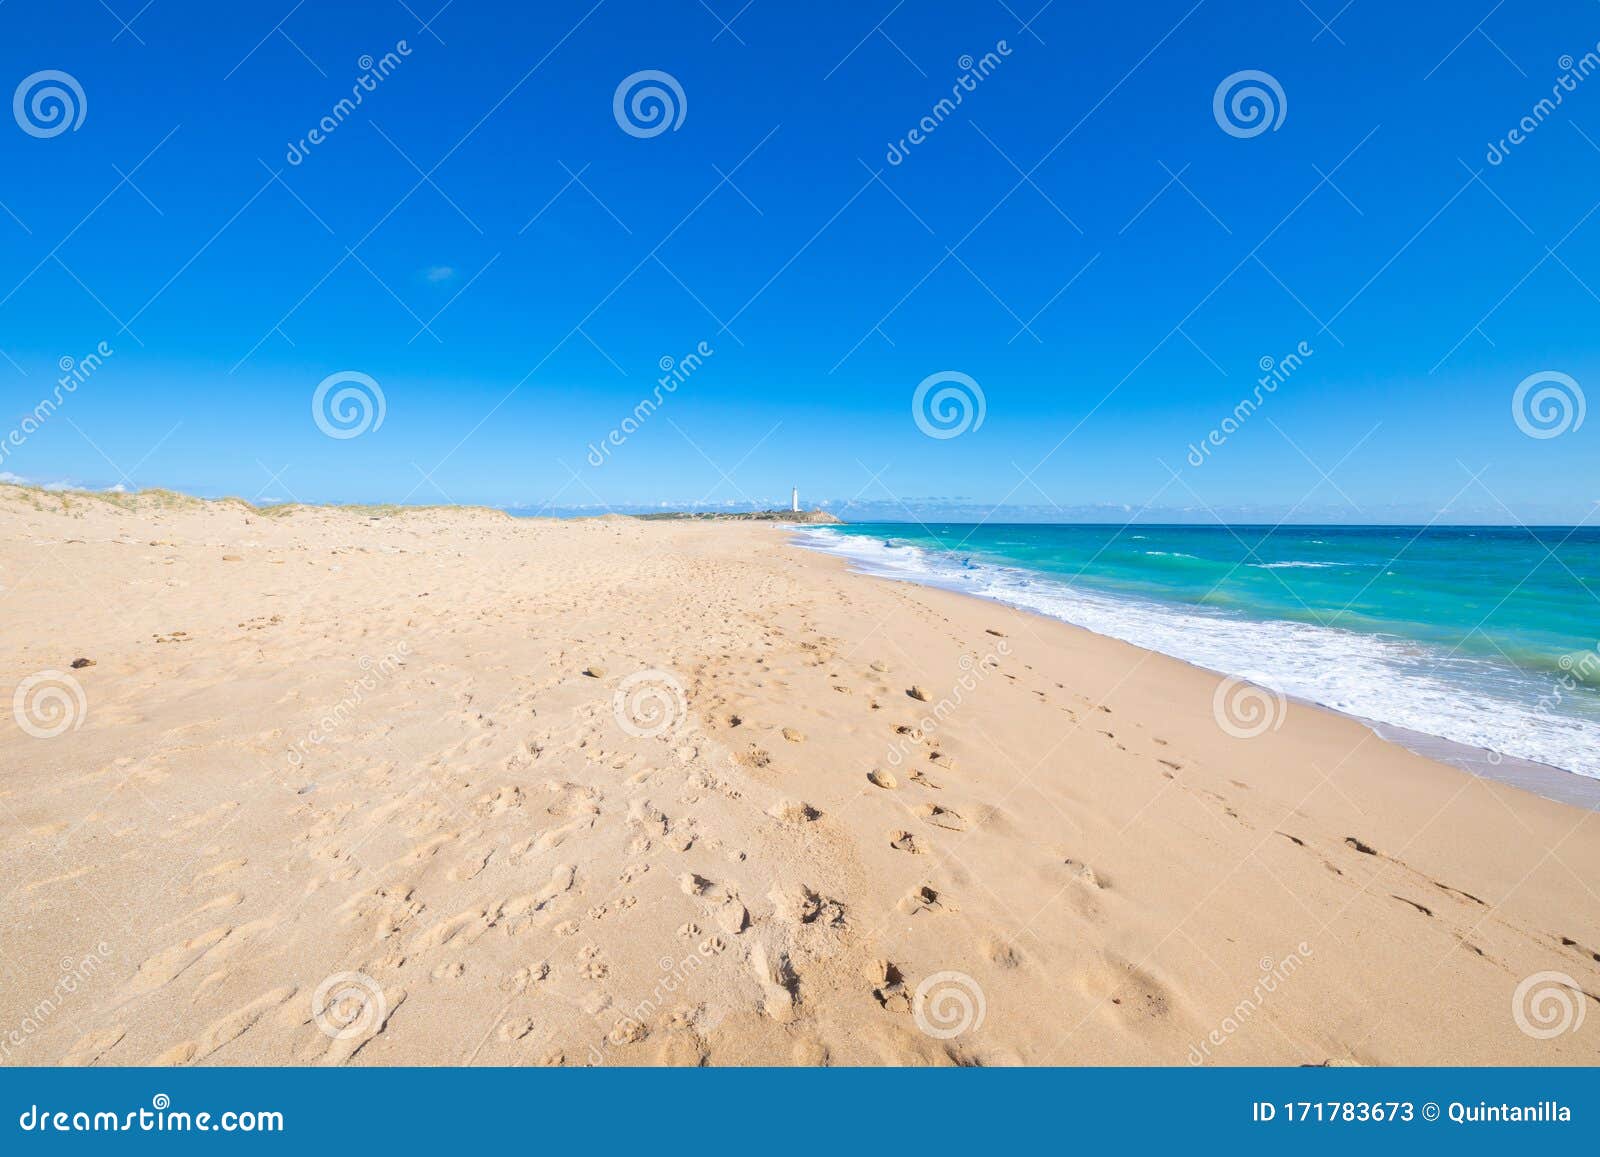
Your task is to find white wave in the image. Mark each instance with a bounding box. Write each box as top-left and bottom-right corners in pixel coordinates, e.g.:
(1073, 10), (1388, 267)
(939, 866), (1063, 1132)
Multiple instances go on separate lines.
(1143, 550), (1197, 559)
(789, 528), (1600, 779)
(1250, 561), (1340, 569)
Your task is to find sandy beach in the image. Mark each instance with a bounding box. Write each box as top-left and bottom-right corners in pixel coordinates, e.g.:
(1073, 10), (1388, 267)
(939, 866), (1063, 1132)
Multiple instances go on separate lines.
(1, 484), (1597, 1067)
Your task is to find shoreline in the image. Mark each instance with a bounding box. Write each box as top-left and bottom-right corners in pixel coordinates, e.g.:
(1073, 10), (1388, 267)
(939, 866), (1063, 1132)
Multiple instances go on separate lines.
(3, 489), (1597, 1065)
(782, 523), (1600, 809)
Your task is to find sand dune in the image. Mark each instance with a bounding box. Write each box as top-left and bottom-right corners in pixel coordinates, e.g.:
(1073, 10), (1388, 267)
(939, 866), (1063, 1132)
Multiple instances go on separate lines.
(0, 485), (1596, 1066)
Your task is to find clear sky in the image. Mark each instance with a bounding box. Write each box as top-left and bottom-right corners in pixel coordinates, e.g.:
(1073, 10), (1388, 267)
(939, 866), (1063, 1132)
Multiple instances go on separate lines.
(1, 0), (1598, 522)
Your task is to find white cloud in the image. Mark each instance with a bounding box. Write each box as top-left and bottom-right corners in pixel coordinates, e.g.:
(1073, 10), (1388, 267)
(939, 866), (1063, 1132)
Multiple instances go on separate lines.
(424, 266), (457, 283)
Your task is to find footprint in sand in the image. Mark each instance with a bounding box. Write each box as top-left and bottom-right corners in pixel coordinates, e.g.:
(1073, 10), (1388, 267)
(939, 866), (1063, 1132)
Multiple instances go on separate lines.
(499, 962), (550, 993)
(495, 864), (577, 933)
(865, 959), (911, 1012)
(474, 785), (524, 817)
(497, 1018), (537, 1042)
(898, 884), (945, 915)
(536, 814), (595, 851)
(155, 892), (244, 933)
(1559, 936), (1600, 964)
(767, 882), (844, 927)
(191, 858), (247, 886)
(916, 804), (966, 831)
(750, 942), (798, 1022)
(1063, 858), (1108, 889)
(1391, 894), (1434, 917)
(767, 798), (820, 824)
(61, 1026), (126, 1066)
(450, 847), (494, 881)
(122, 926), (232, 999)
(155, 986), (296, 1064)
(888, 830), (926, 855)
(303, 986), (407, 1066)
(1079, 956), (1172, 1023)
(408, 907), (493, 953)
(982, 935), (1023, 969)
(792, 1037), (830, 1065)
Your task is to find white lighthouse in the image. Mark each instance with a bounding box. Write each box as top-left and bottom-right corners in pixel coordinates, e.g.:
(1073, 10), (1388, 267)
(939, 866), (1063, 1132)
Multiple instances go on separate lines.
(791, 486), (799, 513)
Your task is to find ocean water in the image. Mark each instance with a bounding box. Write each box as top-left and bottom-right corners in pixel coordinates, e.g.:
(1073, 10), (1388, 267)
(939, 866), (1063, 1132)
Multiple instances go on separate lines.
(790, 523), (1600, 780)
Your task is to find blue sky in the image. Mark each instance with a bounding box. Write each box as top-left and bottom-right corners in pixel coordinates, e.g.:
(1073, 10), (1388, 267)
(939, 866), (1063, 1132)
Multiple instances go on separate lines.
(1, 0), (1598, 521)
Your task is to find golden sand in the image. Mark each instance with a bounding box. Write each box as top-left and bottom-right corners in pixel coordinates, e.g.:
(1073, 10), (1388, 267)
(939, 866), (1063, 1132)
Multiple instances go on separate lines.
(1, 485), (1596, 1065)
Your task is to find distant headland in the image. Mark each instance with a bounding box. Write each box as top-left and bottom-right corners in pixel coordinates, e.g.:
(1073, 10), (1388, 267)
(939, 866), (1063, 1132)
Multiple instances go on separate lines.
(632, 509), (842, 524)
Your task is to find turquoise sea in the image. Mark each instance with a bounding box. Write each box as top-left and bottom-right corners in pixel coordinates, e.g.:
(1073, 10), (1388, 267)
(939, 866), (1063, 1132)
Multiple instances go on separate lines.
(791, 524), (1600, 780)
